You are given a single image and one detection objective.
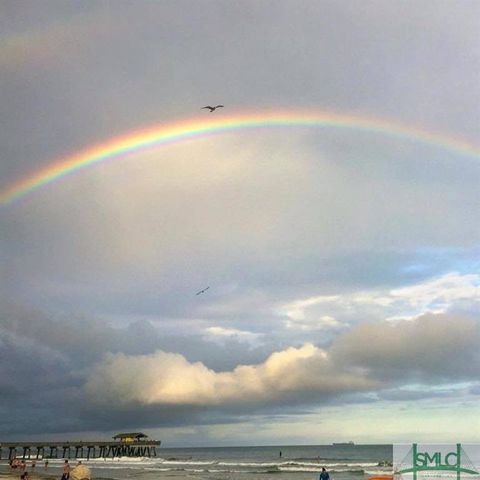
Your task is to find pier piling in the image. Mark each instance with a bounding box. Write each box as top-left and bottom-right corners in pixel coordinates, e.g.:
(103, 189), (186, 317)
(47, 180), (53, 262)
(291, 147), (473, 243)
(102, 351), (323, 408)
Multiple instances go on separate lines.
(0, 437), (160, 460)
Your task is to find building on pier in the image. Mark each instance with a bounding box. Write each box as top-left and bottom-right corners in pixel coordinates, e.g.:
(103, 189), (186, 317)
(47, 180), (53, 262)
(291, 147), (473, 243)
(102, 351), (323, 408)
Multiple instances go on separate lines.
(112, 433), (148, 443)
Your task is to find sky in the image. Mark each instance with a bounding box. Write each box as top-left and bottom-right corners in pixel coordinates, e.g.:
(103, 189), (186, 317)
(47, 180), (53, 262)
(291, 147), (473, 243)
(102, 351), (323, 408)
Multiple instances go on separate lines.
(0, 0), (479, 446)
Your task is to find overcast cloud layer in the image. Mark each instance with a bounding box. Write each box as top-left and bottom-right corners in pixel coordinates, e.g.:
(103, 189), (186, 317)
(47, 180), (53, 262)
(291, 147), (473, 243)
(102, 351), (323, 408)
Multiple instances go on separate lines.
(1, 1), (479, 444)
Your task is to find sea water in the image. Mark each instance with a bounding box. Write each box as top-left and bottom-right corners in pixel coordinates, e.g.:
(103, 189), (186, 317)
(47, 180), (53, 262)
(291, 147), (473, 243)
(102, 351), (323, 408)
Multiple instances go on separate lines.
(1, 444), (393, 480)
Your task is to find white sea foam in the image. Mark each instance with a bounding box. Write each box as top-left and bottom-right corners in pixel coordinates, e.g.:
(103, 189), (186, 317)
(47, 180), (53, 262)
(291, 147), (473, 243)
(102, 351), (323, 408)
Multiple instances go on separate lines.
(35, 457), (386, 473)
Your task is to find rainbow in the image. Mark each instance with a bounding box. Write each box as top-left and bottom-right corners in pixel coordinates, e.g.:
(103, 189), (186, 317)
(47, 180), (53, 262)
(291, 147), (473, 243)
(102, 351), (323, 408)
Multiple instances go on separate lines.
(1, 109), (479, 206)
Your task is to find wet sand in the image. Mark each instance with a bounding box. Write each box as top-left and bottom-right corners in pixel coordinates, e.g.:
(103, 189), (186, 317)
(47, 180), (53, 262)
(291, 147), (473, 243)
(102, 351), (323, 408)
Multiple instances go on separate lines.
(0, 469), (56, 480)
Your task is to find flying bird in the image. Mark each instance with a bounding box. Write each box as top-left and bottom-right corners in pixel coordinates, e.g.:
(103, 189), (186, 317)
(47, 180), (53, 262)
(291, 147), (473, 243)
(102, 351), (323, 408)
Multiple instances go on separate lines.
(196, 286), (210, 296)
(201, 105), (224, 112)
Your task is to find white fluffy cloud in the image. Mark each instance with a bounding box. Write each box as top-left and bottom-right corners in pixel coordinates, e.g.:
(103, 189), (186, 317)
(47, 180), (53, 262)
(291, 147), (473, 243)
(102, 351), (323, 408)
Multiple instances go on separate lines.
(278, 272), (480, 329)
(85, 343), (376, 407)
(204, 326), (263, 344)
(390, 272), (480, 311)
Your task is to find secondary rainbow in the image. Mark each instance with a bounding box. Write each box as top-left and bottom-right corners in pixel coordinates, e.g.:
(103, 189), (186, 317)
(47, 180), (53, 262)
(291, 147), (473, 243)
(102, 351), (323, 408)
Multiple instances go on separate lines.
(1, 109), (479, 206)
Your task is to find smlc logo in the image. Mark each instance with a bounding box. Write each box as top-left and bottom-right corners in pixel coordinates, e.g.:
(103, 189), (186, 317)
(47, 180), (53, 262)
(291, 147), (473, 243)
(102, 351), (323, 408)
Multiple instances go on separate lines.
(415, 444), (460, 469)
(394, 444), (480, 480)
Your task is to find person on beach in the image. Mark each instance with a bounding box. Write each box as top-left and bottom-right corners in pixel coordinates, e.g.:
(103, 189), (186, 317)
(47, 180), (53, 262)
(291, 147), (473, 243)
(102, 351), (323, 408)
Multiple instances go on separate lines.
(45, 460), (49, 469)
(319, 467), (330, 480)
(62, 460), (70, 480)
(31, 460), (36, 469)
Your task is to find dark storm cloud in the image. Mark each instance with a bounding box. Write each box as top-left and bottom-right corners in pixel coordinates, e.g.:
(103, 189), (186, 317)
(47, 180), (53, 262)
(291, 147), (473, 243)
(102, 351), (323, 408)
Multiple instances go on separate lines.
(331, 313), (480, 380)
(0, 303), (274, 370)
(0, 330), (68, 395)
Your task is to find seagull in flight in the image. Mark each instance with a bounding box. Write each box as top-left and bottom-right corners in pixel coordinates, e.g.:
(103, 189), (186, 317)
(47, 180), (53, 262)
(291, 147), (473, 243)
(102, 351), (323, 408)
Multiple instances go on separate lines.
(196, 286), (210, 296)
(201, 105), (224, 112)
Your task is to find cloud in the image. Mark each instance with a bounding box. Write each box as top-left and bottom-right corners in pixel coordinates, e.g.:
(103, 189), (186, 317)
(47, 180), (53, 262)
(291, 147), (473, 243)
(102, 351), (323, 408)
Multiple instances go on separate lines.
(331, 313), (480, 380)
(377, 386), (464, 401)
(280, 295), (341, 321)
(204, 326), (263, 344)
(0, 304), (163, 364)
(0, 303), (276, 372)
(390, 272), (480, 311)
(84, 312), (479, 416)
(1, 301), (479, 435)
(0, 329), (70, 395)
(277, 272), (480, 331)
(84, 343), (376, 408)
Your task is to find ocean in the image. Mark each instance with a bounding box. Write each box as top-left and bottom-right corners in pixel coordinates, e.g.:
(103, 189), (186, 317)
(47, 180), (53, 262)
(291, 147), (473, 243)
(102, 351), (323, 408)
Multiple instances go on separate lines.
(1, 444), (393, 480)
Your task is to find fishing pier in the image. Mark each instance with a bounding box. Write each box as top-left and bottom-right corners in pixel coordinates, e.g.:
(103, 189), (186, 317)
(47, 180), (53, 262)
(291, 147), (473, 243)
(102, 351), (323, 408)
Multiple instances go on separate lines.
(0, 433), (160, 460)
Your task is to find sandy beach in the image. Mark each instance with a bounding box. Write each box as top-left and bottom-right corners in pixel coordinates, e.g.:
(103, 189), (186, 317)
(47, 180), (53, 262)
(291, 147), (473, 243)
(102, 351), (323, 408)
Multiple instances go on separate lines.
(0, 470), (56, 480)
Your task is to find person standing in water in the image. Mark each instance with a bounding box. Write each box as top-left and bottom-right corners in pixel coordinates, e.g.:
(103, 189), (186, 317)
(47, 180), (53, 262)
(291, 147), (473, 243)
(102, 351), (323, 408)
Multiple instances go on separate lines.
(61, 460), (70, 480)
(319, 467), (330, 480)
